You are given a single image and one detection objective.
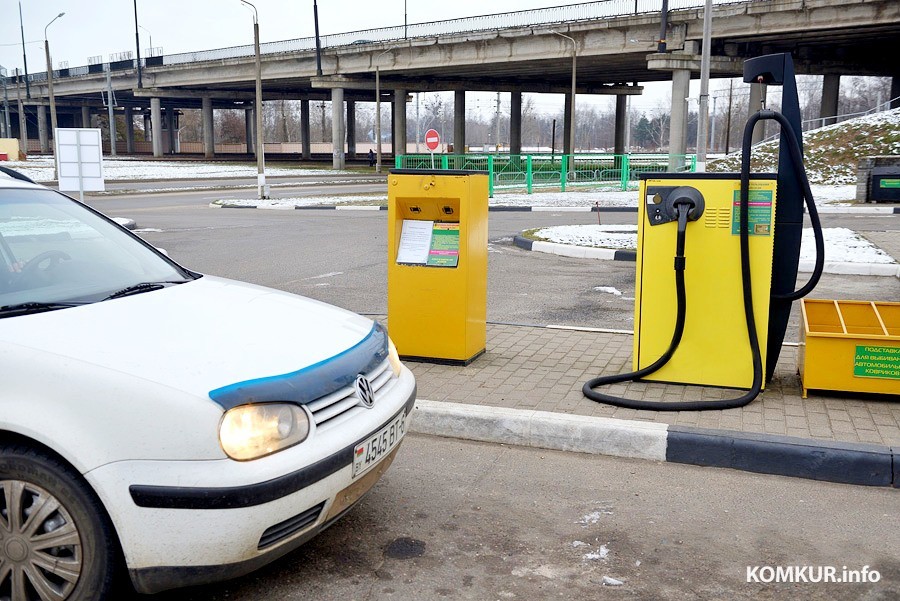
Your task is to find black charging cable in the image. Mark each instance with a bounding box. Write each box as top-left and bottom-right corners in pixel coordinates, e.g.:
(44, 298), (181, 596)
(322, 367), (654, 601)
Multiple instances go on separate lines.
(749, 110), (825, 300)
(582, 109), (824, 411)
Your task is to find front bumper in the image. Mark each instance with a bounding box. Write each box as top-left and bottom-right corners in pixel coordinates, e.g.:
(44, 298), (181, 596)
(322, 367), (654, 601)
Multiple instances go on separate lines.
(86, 371), (416, 595)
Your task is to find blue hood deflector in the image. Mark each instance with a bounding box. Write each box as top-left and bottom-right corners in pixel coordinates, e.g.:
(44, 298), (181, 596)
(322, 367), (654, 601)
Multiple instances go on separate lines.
(208, 322), (388, 410)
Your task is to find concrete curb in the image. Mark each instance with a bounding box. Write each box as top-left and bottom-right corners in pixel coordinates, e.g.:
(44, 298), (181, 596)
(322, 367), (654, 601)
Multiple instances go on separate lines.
(409, 400), (898, 488)
(514, 235), (899, 277)
(513, 235), (636, 261)
(209, 203), (638, 212)
(209, 202), (899, 215)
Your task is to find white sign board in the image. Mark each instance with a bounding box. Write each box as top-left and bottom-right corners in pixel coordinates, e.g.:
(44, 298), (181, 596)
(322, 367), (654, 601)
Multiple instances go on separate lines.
(396, 219), (434, 265)
(55, 128), (105, 198)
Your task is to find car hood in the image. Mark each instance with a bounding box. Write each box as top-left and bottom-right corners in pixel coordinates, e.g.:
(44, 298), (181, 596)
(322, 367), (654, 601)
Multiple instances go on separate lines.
(0, 276), (377, 404)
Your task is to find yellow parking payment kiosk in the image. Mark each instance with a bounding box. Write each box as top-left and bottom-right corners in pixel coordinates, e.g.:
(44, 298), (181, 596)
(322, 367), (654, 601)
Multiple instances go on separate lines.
(387, 169), (489, 364)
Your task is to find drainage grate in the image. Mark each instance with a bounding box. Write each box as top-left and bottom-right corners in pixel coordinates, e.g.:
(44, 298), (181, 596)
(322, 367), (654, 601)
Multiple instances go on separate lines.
(258, 501), (325, 549)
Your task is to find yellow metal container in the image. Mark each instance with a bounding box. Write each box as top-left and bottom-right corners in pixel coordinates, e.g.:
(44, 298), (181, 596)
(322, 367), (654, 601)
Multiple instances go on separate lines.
(799, 299), (900, 398)
(634, 174), (777, 389)
(387, 169), (488, 364)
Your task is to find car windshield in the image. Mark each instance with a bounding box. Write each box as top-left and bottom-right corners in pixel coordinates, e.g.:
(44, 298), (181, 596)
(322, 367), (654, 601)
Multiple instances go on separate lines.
(0, 186), (195, 311)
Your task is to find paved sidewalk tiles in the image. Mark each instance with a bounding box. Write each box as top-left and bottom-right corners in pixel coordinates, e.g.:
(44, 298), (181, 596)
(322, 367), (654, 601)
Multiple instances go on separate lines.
(401, 322), (899, 448)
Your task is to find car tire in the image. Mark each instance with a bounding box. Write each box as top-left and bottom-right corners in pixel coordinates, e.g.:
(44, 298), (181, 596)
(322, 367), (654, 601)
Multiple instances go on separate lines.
(0, 445), (118, 601)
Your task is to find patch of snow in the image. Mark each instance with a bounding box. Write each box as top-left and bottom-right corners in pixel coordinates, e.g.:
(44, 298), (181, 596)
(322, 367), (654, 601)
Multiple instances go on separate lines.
(583, 545), (610, 561)
(593, 286), (623, 296)
(572, 541), (590, 548)
(577, 510), (613, 525)
(809, 185), (856, 205)
(535, 225), (636, 249)
(133, 228), (163, 233)
(4, 157), (348, 182)
(602, 576), (624, 586)
(214, 194), (387, 207)
(531, 225), (897, 265)
(802, 227), (895, 264)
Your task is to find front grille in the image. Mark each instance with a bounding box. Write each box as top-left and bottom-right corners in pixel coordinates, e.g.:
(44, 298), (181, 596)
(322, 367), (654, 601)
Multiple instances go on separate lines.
(258, 501), (326, 549)
(305, 358), (395, 428)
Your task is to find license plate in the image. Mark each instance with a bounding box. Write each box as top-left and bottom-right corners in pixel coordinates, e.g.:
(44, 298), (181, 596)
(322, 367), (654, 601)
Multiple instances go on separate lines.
(353, 412), (406, 478)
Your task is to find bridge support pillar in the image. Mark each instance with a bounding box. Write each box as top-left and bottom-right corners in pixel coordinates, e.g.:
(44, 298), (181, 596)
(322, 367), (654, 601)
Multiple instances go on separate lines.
(150, 98), (162, 157)
(453, 90), (466, 153)
(81, 106), (92, 128)
(347, 99), (356, 159)
(38, 106), (49, 153)
(615, 94), (627, 175)
(165, 107), (176, 154)
(125, 107), (135, 154)
(614, 94), (627, 156)
(202, 96), (215, 158)
(749, 82), (767, 145)
(394, 88), (407, 157)
(820, 74), (840, 127)
(510, 91), (522, 156)
(668, 69), (690, 171)
(892, 77), (900, 110)
(563, 93), (573, 155)
(301, 99), (311, 160)
(245, 108), (255, 155)
(332, 87), (346, 169)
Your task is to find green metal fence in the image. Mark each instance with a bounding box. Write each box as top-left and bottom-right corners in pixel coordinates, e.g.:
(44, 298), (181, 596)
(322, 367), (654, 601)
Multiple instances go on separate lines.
(395, 153), (696, 196)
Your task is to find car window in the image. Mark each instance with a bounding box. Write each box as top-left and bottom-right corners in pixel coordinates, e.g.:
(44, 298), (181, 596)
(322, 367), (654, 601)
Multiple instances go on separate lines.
(0, 187), (194, 308)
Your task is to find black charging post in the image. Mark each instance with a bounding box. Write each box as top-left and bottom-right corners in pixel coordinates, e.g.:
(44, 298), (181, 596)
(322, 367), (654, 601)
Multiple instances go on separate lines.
(742, 54), (805, 382)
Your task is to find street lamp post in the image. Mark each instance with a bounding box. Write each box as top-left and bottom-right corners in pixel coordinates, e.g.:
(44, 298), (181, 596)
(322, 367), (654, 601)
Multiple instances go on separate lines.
(313, 0), (323, 77)
(241, 0), (268, 199)
(140, 26), (153, 52)
(44, 12), (65, 140)
(696, 0), (712, 172)
(374, 48), (392, 174)
(552, 31), (576, 167)
(133, 0), (143, 88)
(19, 2), (30, 99)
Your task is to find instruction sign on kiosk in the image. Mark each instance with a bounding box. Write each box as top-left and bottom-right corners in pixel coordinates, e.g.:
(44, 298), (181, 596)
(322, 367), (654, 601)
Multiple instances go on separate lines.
(388, 169), (488, 364)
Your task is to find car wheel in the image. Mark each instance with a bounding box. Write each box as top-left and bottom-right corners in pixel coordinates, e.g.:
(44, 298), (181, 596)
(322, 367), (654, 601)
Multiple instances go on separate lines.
(0, 445), (117, 601)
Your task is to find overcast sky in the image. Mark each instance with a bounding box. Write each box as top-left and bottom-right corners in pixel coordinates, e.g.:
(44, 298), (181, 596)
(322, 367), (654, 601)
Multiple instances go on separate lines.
(1, 0), (598, 71)
(0, 0), (725, 114)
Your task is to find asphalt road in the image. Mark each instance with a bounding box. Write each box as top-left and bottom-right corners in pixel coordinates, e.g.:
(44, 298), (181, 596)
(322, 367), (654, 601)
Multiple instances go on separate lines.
(86, 192), (900, 337)
(138, 434), (899, 600)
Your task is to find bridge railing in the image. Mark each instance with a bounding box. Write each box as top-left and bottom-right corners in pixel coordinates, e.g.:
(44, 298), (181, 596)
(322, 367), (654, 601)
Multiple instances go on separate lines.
(13, 0), (763, 77)
(395, 153), (697, 196)
(163, 0), (755, 65)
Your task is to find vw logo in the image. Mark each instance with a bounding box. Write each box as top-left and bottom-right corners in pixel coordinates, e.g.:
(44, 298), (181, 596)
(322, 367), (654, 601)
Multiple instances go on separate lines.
(355, 375), (376, 408)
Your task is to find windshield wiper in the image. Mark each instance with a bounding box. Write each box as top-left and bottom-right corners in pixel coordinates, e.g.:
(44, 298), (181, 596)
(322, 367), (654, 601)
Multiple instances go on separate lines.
(0, 301), (84, 318)
(102, 281), (186, 301)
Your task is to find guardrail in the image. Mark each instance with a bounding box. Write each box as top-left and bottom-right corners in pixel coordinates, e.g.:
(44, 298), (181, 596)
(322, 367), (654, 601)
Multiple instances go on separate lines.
(395, 153), (697, 196)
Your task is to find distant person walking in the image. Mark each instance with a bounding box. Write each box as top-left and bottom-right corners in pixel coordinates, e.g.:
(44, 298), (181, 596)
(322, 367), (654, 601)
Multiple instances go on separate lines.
(367, 149), (375, 167)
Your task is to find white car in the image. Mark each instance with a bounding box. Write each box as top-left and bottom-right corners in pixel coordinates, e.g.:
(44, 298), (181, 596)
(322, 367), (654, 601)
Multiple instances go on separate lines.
(0, 167), (416, 599)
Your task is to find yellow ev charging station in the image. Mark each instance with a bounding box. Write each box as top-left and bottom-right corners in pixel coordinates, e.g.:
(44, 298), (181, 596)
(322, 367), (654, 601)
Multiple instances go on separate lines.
(387, 169), (489, 364)
(584, 53), (827, 411)
(634, 175), (777, 389)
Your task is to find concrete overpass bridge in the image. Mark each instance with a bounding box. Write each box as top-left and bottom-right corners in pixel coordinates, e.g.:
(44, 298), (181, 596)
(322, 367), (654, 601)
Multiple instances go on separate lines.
(2, 0), (898, 166)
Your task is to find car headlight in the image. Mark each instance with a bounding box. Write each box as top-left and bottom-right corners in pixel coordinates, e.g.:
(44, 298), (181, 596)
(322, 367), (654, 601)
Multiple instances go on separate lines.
(388, 337), (403, 377)
(219, 403), (310, 461)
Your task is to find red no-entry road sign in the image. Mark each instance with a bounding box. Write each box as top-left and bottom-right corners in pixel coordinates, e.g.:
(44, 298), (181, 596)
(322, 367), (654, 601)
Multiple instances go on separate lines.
(425, 129), (441, 152)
